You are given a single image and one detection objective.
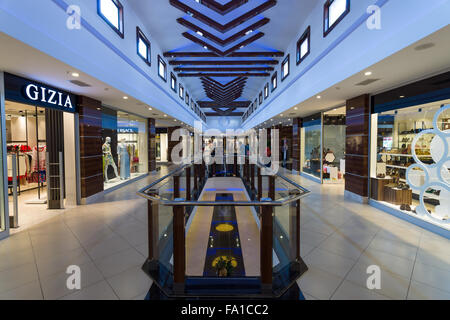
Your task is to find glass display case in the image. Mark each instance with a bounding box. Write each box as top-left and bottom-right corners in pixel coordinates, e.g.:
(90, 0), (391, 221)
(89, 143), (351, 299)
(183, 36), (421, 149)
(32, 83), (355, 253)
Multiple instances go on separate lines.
(370, 100), (450, 228)
(301, 114), (322, 180)
(322, 107), (346, 184)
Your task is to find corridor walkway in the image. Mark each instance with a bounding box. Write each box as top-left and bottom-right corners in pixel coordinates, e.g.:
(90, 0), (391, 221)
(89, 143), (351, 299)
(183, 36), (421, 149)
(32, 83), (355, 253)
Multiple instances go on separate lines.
(0, 168), (449, 300)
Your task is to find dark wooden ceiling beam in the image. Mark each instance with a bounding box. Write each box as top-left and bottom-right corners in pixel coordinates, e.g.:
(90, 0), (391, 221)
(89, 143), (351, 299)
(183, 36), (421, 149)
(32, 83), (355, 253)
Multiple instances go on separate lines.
(182, 32), (264, 57)
(201, 76), (247, 89)
(164, 51), (284, 58)
(170, 60), (279, 65)
(198, 101), (251, 108)
(205, 112), (244, 116)
(169, 0), (276, 33)
(177, 17), (270, 47)
(200, 0), (248, 15)
(176, 66), (273, 72)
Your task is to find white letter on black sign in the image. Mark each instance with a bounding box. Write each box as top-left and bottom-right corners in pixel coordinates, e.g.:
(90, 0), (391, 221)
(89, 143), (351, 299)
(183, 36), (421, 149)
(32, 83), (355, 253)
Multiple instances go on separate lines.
(25, 84), (39, 101)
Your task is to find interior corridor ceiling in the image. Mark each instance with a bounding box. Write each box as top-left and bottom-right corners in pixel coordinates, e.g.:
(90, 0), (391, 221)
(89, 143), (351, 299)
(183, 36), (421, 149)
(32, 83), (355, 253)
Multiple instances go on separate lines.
(129, 0), (317, 117)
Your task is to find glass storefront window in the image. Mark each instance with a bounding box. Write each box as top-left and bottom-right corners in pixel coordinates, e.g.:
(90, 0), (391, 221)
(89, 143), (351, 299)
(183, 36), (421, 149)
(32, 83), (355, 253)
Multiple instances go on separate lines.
(103, 107), (148, 190)
(301, 115), (321, 180)
(323, 107), (346, 184)
(370, 100), (450, 228)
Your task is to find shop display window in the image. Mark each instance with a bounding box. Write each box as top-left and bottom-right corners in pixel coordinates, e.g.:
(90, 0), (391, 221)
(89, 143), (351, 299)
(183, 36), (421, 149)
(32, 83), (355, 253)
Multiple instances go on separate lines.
(5, 102), (47, 195)
(301, 115), (321, 180)
(322, 107), (346, 184)
(370, 101), (450, 228)
(103, 108), (148, 190)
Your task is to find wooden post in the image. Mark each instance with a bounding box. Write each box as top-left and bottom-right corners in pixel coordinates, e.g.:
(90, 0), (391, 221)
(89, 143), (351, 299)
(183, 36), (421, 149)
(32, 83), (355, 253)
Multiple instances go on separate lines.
(173, 175), (180, 199)
(257, 167), (262, 200)
(268, 175), (275, 201)
(194, 165), (198, 194)
(289, 191), (301, 261)
(186, 166), (191, 201)
(250, 164), (255, 191)
(147, 198), (159, 260)
(173, 204), (185, 293)
(260, 204), (273, 293)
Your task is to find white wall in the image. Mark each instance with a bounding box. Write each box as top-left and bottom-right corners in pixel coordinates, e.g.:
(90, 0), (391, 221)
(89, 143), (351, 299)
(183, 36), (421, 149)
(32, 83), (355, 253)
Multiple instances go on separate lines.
(242, 0), (450, 129)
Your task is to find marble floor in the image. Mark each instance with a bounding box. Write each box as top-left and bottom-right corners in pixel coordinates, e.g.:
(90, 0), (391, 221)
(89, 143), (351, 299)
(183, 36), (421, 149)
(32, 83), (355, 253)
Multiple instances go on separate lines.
(0, 166), (449, 300)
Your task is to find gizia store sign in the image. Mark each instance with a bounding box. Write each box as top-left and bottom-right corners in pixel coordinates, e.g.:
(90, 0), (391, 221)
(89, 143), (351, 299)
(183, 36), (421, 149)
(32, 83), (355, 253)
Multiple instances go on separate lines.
(4, 73), (77, 113)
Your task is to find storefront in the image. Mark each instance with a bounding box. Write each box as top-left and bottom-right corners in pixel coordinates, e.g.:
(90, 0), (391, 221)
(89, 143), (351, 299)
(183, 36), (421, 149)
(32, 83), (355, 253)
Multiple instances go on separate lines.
(300, 107), (347, 184)
(102, 106), (149, 191)
(156, 127), (169, 163)
(1, 73), (78, 233)
(369, 72), (450, 236)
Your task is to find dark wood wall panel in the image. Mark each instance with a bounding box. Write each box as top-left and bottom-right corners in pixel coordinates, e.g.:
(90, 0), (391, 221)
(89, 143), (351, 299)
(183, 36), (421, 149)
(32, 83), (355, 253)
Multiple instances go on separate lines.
(168, 126), (180, 163)
(292, 118), (302, 171)
(46, 109), (65, 209)
(148, 119), (156, 171)
(78, 96), (104, 199)
(345, 94), (370, 197)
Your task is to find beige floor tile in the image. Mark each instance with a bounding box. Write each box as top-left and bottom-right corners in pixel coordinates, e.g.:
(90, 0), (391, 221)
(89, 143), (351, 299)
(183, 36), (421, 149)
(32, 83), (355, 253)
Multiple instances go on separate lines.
(407, 280), (450, 300)
(297, 267), (343, 300)
(304, 247), (357, 278)
(0, 280), (43, 300)
(332, 280), (390, 300)
(40, 261), (104, 300)
(60, 280), (118, 300)
(412, 262), (450, 293)
(94, 248), (144, 278)
(0, 263), (40, 294)
(84, 233), (131, 261)
(106, 266), (152, 300)
(36, 247), (91, 278)
(345, 262), (410, 300)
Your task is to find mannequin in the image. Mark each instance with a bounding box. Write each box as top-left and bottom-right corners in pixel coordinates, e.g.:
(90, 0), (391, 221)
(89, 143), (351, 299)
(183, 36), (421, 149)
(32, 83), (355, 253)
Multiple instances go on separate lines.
(102, 137), (118, 183)
(118, 138), (130, 180)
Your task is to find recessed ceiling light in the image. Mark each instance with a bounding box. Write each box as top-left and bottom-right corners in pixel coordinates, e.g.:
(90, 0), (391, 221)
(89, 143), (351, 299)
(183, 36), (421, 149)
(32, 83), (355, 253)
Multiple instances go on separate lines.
(203, 46), (208, 50)
(123, 96), (128, 100)
(364, 71), (372, 76)
(316, 96), (321, 99)
(196, 31), (203, 36)
(148, 107), (152, 111)
(280, 114), (283, 116)
(400, 95), (405, 98)
(71, 72), (80, 77)
(294, 107), (298, 110)
(164, 114), (167, 117)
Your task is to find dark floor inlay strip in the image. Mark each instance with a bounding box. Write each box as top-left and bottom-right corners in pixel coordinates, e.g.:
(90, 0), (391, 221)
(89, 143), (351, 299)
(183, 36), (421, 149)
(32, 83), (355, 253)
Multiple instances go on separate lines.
(203, 193), (245, 277)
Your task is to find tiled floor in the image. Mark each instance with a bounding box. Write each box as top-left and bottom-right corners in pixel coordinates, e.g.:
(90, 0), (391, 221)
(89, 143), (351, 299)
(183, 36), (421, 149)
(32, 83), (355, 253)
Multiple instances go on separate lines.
(0, 166), (449, 300)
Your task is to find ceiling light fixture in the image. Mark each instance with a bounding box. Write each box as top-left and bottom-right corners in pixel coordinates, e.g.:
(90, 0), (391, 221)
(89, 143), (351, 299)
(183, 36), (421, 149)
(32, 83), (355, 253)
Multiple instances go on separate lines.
(196, 31), (203, 36)
(316, 96), (321, 99)
(71, 72), (80, 77)
(364, 71), (372, 76)
(123, 96), (128, 100)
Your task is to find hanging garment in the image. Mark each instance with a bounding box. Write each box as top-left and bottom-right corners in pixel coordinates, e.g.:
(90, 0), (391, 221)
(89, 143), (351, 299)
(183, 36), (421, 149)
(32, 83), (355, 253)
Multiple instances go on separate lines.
(118, 143), (130, 179)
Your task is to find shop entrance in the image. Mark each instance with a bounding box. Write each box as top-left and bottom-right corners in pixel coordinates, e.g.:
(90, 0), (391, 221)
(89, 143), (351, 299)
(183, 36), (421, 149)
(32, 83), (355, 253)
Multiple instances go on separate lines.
(5, 100), (76, 230)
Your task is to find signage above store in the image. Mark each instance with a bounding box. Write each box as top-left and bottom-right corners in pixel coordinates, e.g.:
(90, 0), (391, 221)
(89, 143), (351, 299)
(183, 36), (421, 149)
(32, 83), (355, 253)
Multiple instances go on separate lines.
(4, 73), (77, 113)
(118, 127), (139, 133)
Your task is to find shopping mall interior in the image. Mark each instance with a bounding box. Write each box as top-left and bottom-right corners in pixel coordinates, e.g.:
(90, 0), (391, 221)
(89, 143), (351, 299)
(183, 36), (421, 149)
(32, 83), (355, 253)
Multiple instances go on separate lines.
(0, 0), (449, 302)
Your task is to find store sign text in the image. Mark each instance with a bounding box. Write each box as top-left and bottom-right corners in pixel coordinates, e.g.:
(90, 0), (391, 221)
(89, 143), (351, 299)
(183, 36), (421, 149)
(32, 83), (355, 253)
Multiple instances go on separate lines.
(24, 84), (74, 110)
